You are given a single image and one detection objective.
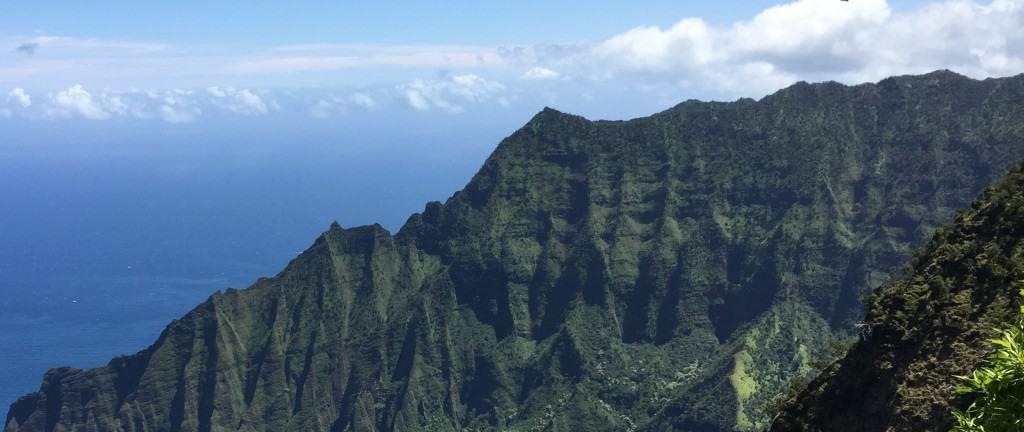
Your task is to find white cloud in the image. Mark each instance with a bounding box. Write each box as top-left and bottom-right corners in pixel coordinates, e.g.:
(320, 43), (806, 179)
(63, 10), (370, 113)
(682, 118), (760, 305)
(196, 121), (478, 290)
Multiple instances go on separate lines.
(521, 66), (562, 80)
(30, 87), (205, 122)
(51, 84), (110, 120)
(158, 89), (201, 123)
(304, 91), (380, 118)
(206, 86), (269, 115)
(401, 74), (506, 113)
(7, 88), (32, 107)
(404, 87), (434, 111)
(348, 92), (376, 109)
(205, 86), (227, 98)
(449, 75), (506, 102)
(587, 0), (1024, 97)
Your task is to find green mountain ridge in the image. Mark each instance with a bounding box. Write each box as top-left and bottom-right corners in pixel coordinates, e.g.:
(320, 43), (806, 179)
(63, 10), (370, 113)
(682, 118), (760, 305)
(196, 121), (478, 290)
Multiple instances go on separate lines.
(8, 70), (1024, 431)
(768, 162), (1024, 430)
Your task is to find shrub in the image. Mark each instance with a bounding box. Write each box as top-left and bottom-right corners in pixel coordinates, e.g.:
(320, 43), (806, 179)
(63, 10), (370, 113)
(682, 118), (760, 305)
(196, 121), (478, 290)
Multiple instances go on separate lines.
(952, 290), (1024, 432)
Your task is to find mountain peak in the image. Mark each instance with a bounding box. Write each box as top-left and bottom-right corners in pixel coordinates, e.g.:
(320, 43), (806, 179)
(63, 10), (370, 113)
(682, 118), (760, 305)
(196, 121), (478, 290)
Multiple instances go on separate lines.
(523, 106), (588, 128)
(912, 68), (967, 80)
(9, 71), (1024, 432)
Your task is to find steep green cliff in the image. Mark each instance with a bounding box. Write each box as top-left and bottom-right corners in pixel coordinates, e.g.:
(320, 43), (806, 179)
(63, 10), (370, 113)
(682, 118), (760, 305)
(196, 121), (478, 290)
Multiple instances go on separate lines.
(769, 163), (1024, 432)
(8, 70), (1024, 432)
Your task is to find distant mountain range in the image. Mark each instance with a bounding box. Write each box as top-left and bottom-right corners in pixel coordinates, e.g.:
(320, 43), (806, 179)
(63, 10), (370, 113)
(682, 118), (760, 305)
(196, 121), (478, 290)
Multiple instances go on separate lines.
(8, 70), (1024, 431)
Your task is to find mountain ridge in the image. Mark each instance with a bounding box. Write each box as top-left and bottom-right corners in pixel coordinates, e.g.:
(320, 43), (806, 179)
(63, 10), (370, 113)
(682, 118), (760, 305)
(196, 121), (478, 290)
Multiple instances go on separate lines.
(769, 162), (1024, 431)
(9, 70), (1024, 431)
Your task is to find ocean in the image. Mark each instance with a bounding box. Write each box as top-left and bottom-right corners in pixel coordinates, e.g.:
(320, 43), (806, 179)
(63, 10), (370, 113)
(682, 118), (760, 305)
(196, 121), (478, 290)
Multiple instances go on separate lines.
(0, 132), (497, 413)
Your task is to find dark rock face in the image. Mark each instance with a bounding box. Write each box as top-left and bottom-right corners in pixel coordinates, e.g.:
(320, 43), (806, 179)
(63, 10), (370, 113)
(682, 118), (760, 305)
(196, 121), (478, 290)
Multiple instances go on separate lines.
(770, 164), (1024, 432)
(8, 70), (1024, 432)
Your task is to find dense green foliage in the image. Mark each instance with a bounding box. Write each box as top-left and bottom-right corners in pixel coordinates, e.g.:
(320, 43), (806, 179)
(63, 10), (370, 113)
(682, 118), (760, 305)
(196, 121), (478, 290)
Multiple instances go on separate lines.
(952, 291), (1024, 432)
(761, 338), (854, 419)
(770, 163), (1024, 431)
(8, 70), (1024, 432)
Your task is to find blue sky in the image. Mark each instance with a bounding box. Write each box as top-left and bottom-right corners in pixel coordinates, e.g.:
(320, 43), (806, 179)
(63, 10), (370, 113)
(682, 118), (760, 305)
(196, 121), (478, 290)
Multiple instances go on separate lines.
(1, 0), (1022, 127)
(0, 1), (832, 45)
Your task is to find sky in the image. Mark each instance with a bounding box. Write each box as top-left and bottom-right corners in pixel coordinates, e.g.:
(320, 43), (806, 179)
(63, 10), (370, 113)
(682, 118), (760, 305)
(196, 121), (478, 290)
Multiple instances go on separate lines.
(1, 0), (1020, 129)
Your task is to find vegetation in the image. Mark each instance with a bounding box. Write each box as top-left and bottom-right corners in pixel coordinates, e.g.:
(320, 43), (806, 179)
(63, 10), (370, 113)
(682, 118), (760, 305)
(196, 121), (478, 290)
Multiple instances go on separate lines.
(9, 71), (1024, 432)
(952, 290), (1024, 432)
(770, 163), (1024, 431)
(762, 338), (853, 419)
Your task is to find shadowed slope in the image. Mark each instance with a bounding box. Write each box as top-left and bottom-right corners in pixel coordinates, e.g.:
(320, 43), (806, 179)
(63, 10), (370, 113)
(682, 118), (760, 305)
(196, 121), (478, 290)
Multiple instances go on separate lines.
(770, 164), (1024, 431)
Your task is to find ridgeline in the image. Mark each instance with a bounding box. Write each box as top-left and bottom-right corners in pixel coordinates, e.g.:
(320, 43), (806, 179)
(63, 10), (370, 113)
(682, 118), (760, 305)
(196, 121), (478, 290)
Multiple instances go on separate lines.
(8, 70), (1024, 431)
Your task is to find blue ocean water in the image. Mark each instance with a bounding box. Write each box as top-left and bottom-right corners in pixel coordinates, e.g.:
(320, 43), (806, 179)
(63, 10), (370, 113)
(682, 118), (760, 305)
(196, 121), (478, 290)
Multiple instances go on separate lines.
(0, 129), (500, 413)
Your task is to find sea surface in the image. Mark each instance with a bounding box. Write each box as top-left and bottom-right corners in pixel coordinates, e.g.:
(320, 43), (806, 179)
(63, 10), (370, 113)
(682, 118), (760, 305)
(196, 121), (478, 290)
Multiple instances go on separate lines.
(0, 128), (500, 413)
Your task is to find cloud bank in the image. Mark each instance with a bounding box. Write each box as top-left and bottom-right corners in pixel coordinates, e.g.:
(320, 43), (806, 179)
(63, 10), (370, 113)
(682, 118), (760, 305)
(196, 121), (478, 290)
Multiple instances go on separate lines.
(206, 87), (269, 115)
(7, 88), (31, 107)
(401, 74), (508, 113)
(585, 0), (1024, 96)
(2, 0), (1024, 121)
(52, 84), (111, 120)
(1, 81), (507, 122)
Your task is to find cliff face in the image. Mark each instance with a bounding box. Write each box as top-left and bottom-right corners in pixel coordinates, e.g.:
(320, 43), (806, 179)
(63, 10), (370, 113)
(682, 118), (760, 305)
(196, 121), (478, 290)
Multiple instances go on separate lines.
(769, 164), (1024, 432)
(8, 70), (1024, 432)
